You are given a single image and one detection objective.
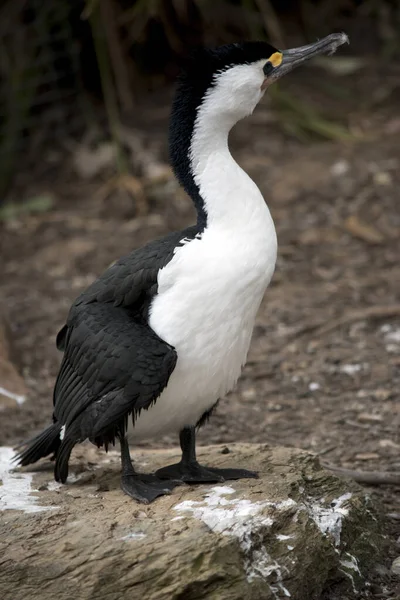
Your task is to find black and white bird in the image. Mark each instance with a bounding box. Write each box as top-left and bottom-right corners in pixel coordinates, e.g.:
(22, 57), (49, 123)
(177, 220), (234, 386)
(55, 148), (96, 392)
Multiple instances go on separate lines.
(16, 33), (348, 503)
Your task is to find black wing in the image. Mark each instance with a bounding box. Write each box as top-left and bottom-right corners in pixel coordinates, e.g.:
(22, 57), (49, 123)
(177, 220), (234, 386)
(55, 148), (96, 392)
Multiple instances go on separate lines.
(54, 302), (177, 440)
(52, 227), (201, 438)
(74, 225), (199, 313)
(56, 226), (199, 351)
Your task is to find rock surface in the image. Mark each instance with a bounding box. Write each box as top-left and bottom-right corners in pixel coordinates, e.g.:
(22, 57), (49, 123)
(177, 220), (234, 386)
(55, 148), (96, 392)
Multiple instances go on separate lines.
(0, 314), (27, 409)
(0, 443), (383, 600)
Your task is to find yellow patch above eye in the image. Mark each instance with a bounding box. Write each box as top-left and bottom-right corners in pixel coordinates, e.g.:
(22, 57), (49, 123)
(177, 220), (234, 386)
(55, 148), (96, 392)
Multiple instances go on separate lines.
(268, 52), (283, 67)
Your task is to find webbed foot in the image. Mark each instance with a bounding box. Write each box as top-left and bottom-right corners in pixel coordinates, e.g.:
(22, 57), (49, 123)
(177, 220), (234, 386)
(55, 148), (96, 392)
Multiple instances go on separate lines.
(121, 472), (181, 504)
(155, 462), (258, 483)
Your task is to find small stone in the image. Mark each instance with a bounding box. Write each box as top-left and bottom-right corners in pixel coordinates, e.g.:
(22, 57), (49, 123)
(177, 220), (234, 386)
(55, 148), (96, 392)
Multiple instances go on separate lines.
(220, 447), (230, 454)
(373, 171), (392, 186)
(340, 363), (364, 375)
(331, 160), (349, 177)
(242, 388), (256, 400)
(309, 382), (320, 391)
(391, 557), (400, 575)
(373, 388), (392, 401)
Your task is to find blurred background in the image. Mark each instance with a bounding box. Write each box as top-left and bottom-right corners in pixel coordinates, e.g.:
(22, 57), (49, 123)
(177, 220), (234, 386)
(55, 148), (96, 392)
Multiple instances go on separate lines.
(0, 1), (399, 595)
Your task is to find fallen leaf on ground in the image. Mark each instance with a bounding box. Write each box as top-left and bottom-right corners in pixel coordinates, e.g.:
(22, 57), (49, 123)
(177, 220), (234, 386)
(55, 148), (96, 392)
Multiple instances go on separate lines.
(354, 452), (380, 461)
(379, 439), (400, 450)
(357, 413), (383, 423)
(344, 215), (384, 244)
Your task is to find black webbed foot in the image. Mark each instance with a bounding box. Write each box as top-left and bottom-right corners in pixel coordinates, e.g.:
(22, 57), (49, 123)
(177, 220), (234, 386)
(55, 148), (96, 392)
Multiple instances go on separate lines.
(203, 466), (258, 480)
(157, 427), (259, 485)
(156, 462), (224, 483)
(121, 472), (181, 504)
(118, 432), (181, 503)
(156, 462), (257, 483)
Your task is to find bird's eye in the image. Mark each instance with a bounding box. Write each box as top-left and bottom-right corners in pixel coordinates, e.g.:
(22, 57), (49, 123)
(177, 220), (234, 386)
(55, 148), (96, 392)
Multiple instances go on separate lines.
(263, 52), (283, 77)
(263, 62), (274, 77)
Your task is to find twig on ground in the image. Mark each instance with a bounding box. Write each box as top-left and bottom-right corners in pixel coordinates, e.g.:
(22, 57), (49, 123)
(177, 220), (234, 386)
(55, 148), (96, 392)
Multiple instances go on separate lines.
(322, 462), (400, 486)
(317, 445), (337, 457)
(291, 304), (400, 338)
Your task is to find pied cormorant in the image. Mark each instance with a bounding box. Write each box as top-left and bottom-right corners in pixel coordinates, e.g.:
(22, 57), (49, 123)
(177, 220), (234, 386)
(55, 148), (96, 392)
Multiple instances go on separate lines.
(16, 33), (348, 503)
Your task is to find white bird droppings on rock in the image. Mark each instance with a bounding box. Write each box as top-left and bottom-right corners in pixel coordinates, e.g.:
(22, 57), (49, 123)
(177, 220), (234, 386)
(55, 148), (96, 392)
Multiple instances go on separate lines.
(0, 447), (54, 513)
(47, 481), (63, 492)
(120, 532), (146, 541)
(0, 444), (384, 600)
(276, 534), (295, 541)
(174, 485), (295, 598)
(340, 553), (361, 592)
(340, 553), (361, 575)
(306, 492), (352, 546)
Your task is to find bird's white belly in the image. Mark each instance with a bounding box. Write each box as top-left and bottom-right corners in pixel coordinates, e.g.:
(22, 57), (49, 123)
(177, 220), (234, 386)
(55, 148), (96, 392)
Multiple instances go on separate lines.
(129, 223), (277, 441)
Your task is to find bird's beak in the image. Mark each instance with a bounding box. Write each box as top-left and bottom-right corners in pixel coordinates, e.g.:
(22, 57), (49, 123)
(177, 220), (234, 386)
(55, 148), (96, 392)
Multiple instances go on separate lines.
(270, 33), (349, 82)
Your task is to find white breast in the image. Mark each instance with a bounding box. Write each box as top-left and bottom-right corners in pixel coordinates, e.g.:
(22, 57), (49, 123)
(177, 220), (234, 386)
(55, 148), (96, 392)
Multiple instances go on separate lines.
(130, 201), (277, 441)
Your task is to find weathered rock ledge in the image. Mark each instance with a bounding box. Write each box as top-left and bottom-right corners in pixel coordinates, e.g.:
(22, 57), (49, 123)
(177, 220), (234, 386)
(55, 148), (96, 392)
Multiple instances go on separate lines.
(0, 443), (383, 600)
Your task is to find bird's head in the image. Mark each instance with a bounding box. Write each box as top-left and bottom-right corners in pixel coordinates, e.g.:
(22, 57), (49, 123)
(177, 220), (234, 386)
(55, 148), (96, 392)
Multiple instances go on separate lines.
(175, 33), (349, 127)
(169, 33), (348, 225)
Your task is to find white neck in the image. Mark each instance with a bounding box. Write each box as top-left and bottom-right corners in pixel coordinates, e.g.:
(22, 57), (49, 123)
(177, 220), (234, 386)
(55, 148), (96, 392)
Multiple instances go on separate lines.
(190, 109), (268, 229)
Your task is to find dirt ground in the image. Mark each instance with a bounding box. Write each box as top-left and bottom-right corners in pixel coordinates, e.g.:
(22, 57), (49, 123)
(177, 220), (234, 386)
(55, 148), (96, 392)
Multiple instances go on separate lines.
(1, 65), (399, 598)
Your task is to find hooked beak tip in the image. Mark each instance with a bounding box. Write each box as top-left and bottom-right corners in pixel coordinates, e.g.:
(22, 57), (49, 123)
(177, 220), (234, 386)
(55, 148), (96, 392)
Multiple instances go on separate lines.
(272, 32), (349, 80)
(326, 32), (350, 53)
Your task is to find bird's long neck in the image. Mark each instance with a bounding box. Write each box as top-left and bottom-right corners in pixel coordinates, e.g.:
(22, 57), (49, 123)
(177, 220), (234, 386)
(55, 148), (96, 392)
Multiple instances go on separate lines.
(189, 113), (267, 228)
(169, 89), (269, 231)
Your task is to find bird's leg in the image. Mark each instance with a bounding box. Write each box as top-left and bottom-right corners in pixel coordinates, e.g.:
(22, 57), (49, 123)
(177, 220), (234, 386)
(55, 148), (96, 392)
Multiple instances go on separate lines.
(119, 432), (180, 503)
(156, 427), (258, 483)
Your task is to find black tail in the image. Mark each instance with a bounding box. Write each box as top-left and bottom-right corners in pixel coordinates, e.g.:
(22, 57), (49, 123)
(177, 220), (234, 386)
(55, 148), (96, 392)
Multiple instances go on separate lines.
(14, 424), (62, 467)
(54, 438), (75, 483)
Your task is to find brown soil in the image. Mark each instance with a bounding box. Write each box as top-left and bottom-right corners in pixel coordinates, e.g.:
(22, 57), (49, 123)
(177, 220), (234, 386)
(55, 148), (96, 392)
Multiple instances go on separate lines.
(1, 66), (399, 598)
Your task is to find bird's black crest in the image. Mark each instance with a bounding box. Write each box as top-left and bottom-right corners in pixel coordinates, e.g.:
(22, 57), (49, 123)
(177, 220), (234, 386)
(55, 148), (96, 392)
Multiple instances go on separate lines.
(169, 42), (277, 229)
